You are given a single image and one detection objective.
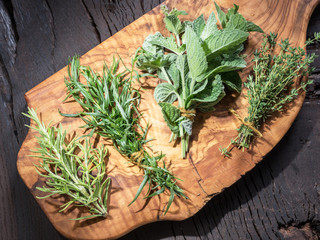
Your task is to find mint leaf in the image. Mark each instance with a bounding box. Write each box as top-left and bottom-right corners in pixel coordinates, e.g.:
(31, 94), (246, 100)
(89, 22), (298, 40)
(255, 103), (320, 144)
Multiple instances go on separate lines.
(187, 75), (225, 108)
(214, 1), (227, 28)
(170, 64), (180, 90)
(225, 14), (247, 31)
(158, 102), (181, 133)
(221, 71), (242, 93)
(164, 15), (183, 35)
(226, 4), (239, 21)
(192, 14), (206, 37)
(203, 29), (249, 60)
(154, 83), (178, 103)
(201, 12), (218, 40)
(247, 21), (264, 33)
(150, 32), (185, 54)
(185, 26), (208, 79)
(210, 57), (247, 73)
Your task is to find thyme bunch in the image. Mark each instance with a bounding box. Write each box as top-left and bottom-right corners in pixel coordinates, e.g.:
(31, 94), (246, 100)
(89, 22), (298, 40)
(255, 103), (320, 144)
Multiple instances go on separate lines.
(23, 108), (111, 220)
(221, 32), (320, 154)
(61, 56), (186, 214)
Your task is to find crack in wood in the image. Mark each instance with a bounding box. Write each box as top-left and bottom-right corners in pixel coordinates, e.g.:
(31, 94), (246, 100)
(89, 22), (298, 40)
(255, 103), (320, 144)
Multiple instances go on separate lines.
(0, 56), (19, 144)
(43, 0), (56, 72)
(0, 0), (18, 66)
(188, 153), (209, 197)
(80, 0), (102, 43)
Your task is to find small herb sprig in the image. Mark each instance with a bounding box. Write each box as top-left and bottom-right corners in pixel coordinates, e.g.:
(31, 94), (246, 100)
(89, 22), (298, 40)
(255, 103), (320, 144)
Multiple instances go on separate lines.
(221, 32), (320, 154)
(61, 56), (186, 214)
(135, 3), (263, 158)
(23, 108), (111, 220)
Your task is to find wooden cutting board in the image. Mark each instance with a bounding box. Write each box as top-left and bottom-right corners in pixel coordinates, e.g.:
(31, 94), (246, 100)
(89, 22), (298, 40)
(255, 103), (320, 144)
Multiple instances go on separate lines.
(17, 0), (319, 239)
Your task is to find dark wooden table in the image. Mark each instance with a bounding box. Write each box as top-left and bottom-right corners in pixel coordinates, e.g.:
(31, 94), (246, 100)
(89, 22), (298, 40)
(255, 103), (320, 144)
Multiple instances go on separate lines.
(1, 0), (319, 239)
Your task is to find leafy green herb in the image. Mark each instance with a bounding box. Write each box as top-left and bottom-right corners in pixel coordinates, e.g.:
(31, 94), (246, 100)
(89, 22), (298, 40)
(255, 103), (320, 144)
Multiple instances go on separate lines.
(135, 3), (262, 158)
(23, 108), (110, 220)
(61, 56), (186, 214)
(221, 32), (320, 155)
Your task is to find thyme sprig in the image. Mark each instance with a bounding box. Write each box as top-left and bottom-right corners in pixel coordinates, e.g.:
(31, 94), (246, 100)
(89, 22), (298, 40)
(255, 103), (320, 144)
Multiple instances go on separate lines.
(61, 56), (186, 214)
(221, 32), (320, 154)
(23, 108), (111, 220)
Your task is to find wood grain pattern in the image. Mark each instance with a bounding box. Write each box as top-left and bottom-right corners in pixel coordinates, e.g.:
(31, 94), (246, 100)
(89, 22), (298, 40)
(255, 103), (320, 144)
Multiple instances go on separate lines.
(16, 0), (320, 239)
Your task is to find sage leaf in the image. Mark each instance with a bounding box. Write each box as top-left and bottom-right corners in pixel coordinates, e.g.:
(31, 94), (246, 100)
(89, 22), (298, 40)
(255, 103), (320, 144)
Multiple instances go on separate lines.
(181, 119), (193, 136)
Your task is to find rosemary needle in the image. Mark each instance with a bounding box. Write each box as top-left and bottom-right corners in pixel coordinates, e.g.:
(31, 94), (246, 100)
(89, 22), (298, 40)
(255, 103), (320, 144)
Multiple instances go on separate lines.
(23, 107), (111, 220)
(61, 56), (187, 214)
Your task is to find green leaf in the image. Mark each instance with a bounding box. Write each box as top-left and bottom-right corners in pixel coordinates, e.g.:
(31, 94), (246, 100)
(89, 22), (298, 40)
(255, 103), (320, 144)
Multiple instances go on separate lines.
(181, 119), (193, 135)
(226, 4), (239, 21)
(187, 75), (225, 108)
(185, 26), (208, 80)
(176, 54), (188, 79)
(154, 83), (178, 103)
(246, 21), (264, 33)
(211, 56), (247, 73)
(150, 32), (185, 55)
(225, 13), (247, 31)
(201, 12), (218, 40)
(192, 14), (206, 37)
(203, 29), (249, 60)
(214, 1), (227, 28)
(158, 102), (181, 133)
(168, 64), (180, 90)
(164, 15), (183, 35)
(142, 34), (158, 55)
(220, 71), (242, 93)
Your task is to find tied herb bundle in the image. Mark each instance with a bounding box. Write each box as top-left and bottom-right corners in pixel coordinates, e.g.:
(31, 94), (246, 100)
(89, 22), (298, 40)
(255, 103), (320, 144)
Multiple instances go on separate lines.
(61, 56), (186, 214)
(135, 3), (263, 158)
(23, 108), (111, 220)
(221, 32), (320, 155)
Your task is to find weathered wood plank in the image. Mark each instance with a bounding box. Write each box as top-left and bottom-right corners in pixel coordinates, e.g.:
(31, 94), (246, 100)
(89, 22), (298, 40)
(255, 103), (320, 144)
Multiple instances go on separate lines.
(0, 0), (319, 239)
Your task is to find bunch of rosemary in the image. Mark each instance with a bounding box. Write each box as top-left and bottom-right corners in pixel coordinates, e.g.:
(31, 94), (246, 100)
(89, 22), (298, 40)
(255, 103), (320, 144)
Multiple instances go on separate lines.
(61, 56), (186, 214)
(23, 108), (111, 220)
(221, 32), (320, 155)
(135, 3), (263, 158)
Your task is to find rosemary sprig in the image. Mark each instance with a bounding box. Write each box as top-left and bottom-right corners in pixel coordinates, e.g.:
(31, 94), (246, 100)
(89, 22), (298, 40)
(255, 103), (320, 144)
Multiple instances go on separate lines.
(61, 56), (186, 214)
(221, 32), (320, 155)
(23, 107), (111, 220)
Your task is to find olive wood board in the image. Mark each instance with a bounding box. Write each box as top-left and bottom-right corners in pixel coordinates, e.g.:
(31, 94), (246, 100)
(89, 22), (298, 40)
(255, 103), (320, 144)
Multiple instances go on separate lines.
(17, 0), (320, 239)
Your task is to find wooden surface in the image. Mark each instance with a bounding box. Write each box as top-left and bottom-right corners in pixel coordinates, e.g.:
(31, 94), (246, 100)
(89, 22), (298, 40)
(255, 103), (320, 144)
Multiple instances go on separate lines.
(1, 0), (320, 239)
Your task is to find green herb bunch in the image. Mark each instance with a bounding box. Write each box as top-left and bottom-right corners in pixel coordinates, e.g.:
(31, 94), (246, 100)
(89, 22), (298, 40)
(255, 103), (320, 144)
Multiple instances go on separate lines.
(23, 108), (111, 220)
(135, 3), (263, 158)
(61, 56), (186, 214)
(221, 32), (320, 154)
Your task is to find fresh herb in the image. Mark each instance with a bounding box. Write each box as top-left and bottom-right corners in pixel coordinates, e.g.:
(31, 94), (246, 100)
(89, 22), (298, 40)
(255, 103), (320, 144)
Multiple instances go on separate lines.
(23, 108), (110, 220)
(221, 32), (320, 155)
(135, 3), (263, 158)
(61, 56), (186, 214)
